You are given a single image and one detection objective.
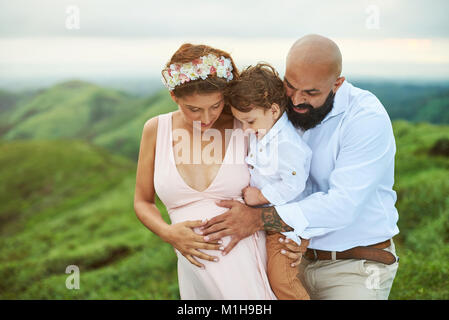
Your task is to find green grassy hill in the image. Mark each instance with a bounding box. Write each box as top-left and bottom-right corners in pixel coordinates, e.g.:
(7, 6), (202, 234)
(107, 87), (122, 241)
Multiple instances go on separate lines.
(2, 80), (448, 160)
(0, 139), (178, 299)
(1, 80), (132, 141)
(0, 81), (178, 161)
(92, 89), (178, 161)
(389, 121), (449, 299)
(0, 89), (36, 137)
(0, 81), (448, 299)
(0, 122), (447, 299)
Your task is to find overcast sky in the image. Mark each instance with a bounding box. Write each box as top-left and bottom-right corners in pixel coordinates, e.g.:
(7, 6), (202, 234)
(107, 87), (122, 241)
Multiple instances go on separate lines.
(1, 0), (448, 87)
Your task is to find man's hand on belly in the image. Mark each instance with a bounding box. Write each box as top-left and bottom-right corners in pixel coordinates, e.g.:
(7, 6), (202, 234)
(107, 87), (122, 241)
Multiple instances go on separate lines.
(200, 200), (262, 255)
(201, 200), (294, 255)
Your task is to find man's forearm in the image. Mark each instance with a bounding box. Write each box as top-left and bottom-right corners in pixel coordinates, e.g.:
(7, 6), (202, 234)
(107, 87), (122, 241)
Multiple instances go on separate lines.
(260, 206), (294, 232)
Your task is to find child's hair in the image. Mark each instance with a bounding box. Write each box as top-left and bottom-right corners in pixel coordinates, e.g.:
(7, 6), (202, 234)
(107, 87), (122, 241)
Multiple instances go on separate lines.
(225, 62), (288, 113)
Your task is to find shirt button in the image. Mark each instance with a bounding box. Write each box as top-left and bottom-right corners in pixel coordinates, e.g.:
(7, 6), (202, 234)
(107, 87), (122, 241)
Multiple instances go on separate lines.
(292, 171), (296, 175)
(250, 154), (253, 157)
(259, 148), (263, 152)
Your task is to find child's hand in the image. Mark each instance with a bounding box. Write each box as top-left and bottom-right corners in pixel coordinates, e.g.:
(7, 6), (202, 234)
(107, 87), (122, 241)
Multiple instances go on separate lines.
(242, 186), (269, 206)
(280, 237), (310, 267)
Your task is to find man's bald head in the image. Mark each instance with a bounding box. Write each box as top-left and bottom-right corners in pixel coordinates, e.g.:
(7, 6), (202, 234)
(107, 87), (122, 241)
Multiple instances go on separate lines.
(283, 34), (346, 129)
(287, 34), (342, 80)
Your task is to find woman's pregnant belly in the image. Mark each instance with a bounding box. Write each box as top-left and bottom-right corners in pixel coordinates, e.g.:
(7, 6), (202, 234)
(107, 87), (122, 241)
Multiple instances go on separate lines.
(168, 198), (241, 253)
(168, 198), (240, 225)
(168, 197), (267, 271)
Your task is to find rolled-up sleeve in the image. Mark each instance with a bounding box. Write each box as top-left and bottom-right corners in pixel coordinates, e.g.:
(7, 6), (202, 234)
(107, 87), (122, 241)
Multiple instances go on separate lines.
(275, 107), (396, 241)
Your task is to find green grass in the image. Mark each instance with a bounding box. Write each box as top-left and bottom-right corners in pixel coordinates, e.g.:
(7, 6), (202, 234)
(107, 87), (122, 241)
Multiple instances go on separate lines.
(0, 85), (448, 299)
(388, 121), (449, 299)
(0, 139), (179, 299)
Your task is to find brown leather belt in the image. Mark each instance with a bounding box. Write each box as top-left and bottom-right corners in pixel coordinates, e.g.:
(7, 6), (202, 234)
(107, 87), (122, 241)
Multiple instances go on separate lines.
(304, 239), (398, 265)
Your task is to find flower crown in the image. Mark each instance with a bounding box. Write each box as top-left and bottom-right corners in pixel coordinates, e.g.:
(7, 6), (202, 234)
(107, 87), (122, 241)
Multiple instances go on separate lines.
(161, 54), (234, 91)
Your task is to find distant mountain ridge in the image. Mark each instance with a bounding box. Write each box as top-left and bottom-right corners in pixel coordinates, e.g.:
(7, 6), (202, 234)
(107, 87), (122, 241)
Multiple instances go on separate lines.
(354, 81), (449, 124)
(0, 80), (178, 160)
(1, 80), (132, 140)
(0, 80), (447, 161)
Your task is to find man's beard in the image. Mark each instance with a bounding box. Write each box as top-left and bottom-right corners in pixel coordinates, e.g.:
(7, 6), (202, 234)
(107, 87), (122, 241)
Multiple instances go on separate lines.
(286, 90), (335, 131)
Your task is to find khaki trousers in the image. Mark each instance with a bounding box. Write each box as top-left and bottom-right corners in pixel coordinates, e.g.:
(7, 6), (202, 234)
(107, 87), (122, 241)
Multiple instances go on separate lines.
(266, 232), (310, 300)
(298, 239), (399, 300)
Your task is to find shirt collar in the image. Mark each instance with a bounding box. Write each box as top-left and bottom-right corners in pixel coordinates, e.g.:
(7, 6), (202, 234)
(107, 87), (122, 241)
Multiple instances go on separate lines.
(321, 79), (350, 123)
(257, 111), (289, 147)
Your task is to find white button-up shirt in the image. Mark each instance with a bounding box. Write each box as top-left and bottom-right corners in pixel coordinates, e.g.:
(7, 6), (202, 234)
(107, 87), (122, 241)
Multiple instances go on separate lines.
(276, 80), (400, 251)
(246, 111), (312, 243)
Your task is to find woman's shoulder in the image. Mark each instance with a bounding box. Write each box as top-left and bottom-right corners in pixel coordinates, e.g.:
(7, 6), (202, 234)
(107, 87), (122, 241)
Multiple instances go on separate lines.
(137, 118), (157, 160)
(135, 116), (159, 167)
(143, 111), (174, 135)
(142, 113), (167, 150)
(143, 116), (159, 136)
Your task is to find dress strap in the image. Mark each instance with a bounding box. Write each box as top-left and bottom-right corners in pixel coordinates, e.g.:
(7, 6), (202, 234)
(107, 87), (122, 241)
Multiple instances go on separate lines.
(154, 112), (172, 170)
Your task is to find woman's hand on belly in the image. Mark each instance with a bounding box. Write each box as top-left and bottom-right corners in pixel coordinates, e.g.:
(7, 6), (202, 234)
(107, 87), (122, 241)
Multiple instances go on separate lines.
(162, 219), (223, 269)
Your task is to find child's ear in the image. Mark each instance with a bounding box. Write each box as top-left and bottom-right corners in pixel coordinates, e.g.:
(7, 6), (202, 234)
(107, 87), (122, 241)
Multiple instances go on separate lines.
(271, 103), (281, 119)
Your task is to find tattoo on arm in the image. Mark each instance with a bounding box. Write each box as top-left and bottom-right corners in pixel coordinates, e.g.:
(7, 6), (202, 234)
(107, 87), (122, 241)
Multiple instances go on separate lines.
(260, 206), (294, 232)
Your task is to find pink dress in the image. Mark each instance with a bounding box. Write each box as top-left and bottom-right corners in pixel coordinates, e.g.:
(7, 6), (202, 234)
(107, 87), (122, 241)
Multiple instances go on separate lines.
(153, 111), (276, 300)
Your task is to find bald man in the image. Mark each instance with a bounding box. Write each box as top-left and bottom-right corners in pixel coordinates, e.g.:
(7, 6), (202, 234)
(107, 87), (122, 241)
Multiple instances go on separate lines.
(202, 34), (400, 300)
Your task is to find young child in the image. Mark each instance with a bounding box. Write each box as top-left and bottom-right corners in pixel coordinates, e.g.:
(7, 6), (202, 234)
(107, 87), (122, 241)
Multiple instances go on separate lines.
(225, 62), (312, 300)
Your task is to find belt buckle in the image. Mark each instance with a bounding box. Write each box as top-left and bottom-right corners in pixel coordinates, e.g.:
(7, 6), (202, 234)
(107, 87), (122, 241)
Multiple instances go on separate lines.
(313, 249), (318, 260)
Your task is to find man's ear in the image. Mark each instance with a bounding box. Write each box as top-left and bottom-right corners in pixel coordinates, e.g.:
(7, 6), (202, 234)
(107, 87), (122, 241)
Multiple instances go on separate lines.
(271, 103), (281, 119)
(333, 76), (345, 93)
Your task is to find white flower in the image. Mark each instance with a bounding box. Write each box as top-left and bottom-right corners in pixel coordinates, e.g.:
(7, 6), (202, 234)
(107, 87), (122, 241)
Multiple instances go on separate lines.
(202, 54), (216, 66)
(161, 54), (234, 90)
(197, 66), (208, 80)
(222, 56), (232, 69)
(188, 71), (199, 81)
(216, 65), (227, 78)
(180, 62), (193, 75)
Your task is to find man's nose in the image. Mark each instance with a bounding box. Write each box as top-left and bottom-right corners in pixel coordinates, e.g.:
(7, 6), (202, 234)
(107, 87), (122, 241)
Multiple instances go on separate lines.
(291, 91), (307, 106)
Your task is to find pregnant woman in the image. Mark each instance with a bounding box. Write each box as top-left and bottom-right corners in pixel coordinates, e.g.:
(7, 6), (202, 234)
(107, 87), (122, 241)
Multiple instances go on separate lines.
(133, 43), (276, 299)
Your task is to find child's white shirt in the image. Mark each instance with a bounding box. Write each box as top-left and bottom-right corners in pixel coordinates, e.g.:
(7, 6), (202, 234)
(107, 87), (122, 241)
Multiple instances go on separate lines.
(245, 112), (312, 244)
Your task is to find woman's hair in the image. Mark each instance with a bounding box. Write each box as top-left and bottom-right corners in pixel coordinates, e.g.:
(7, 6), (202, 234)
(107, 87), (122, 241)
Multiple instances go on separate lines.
(224, 62), (288, 113)
(165, 43), (239, 99)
